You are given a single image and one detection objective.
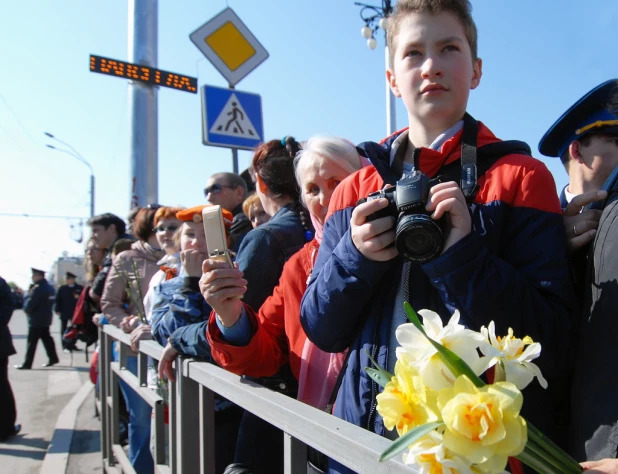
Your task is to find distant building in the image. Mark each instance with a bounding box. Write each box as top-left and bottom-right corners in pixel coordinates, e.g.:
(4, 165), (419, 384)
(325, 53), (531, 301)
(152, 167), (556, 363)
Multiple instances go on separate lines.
(50, 252), (85, 287)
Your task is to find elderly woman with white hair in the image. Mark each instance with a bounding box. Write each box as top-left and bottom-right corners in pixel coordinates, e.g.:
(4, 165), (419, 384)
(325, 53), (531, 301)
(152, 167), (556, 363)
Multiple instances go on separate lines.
(180, 136), (368, 411)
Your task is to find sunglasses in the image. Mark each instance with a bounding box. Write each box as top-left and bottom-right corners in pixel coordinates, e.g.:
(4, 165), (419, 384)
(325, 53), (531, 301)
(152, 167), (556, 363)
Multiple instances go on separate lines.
(204, 184), (236, 196)
(154, 225), (179, 233)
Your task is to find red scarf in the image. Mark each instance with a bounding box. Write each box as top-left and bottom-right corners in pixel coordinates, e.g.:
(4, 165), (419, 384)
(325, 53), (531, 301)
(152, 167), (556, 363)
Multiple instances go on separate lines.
(160, 266), (177, 281)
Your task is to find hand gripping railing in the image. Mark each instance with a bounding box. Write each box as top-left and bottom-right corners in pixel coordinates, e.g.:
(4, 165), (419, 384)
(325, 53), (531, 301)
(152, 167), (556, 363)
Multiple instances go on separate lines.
(99, 325), (416, 474)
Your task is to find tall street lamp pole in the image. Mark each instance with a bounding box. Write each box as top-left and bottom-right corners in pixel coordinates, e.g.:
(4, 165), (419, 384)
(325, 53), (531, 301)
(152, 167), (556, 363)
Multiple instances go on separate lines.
(44, 133), (95, 218)
(355, 1), (396, 136)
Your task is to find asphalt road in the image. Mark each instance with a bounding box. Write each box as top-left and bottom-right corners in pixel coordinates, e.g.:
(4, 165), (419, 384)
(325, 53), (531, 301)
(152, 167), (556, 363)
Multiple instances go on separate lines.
(0, 309), (93, 474)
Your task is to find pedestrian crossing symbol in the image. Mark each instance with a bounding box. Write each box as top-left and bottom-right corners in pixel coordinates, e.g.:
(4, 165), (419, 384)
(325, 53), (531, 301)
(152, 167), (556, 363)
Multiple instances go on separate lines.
(209, 93), (258, 138)
(202, 85), (263, 150)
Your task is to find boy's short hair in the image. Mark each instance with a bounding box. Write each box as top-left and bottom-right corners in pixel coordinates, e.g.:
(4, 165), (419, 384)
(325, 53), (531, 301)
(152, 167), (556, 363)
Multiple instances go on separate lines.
(386, 0), (478, 62)
(87, 212), (126, 237)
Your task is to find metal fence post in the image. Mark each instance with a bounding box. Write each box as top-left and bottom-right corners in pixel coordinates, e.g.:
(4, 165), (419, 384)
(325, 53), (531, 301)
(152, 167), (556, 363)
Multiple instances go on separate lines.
(199, 384), (216, 474)
(138, 350), (148, 387)
(99, 329), (108, 469)
(168, 375), (178, 474)
(175, 359), (200, 474)
(284, 433), (307, 474)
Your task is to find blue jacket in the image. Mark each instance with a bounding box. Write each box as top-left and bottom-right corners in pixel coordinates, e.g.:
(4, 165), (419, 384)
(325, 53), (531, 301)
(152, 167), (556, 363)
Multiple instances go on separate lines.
(24, 278), (56, 328)
(300, 122), (576, 472)
(151, 276), (213, 349)
(150, 275), (235, 411)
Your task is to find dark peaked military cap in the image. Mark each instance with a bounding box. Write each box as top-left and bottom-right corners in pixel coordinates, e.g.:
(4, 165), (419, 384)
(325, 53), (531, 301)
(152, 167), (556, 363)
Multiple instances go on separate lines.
(539, 79), (618, 158)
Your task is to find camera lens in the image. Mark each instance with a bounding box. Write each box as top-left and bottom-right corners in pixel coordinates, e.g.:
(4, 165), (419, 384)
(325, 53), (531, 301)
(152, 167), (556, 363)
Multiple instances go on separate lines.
(395, 214), (443, 263)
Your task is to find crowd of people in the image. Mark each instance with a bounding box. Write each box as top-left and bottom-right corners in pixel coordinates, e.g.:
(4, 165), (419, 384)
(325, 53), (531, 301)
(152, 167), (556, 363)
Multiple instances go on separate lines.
(1, 0), (618, 473)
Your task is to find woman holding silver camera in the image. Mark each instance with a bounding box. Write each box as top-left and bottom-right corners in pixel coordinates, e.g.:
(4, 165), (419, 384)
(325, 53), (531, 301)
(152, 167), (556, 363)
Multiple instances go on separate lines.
(199, 136), (366, 408)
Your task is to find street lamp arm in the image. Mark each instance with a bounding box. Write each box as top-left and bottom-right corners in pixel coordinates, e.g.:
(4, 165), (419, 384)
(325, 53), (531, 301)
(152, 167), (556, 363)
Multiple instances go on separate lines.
(46, 144), (94, 174)
(50, 136), (89, 167)
(44, 132), (95, 218)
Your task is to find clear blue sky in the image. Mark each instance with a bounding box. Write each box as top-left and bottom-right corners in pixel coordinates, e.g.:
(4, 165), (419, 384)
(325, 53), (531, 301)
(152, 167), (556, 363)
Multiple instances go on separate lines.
(1, 0), (616, 288)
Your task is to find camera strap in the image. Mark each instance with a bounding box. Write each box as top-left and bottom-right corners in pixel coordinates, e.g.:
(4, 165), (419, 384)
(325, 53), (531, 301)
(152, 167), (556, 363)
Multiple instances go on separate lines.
(438, 114), (532, 204)
(460, 113), (479, 200)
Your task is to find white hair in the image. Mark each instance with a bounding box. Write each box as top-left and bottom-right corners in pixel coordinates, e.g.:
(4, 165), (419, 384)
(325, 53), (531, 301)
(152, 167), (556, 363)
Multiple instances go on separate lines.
(294, 136), (362, 203)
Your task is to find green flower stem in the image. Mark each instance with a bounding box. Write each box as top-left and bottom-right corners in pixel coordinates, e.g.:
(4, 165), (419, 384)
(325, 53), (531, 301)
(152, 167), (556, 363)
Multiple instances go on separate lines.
(518, 446), (565, 474)
(527, 423), (583, 473)
(525, 438), (574, 474)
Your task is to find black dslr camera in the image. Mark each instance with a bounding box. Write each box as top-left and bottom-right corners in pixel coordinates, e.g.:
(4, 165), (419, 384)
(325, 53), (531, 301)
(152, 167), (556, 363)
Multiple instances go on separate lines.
(357, 171), (444, 263)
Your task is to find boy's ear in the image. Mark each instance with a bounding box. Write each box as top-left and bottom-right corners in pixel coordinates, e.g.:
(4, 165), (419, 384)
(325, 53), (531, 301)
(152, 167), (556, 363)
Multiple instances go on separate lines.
(386, 68), (401, 98)
(470, 58), (483, 90)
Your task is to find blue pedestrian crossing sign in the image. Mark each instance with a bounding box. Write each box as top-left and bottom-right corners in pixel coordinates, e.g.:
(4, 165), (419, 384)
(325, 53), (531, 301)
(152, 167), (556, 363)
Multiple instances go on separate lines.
(201, 85), (263, 150)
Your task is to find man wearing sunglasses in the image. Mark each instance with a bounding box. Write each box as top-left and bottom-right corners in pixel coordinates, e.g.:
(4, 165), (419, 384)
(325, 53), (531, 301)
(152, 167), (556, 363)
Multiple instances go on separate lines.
(204, 172), (253, 251)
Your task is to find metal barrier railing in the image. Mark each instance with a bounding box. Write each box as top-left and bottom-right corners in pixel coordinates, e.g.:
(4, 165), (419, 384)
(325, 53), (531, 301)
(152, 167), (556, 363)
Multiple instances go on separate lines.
(99, 325), (415, 474)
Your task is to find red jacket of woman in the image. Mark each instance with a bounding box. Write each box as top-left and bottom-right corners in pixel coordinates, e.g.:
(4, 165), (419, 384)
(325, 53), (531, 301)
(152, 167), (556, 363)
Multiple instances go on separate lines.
(206, 239), (319, 380)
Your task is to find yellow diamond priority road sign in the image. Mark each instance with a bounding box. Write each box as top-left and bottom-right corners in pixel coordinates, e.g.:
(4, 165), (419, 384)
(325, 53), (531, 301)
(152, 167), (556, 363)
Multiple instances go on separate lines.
(190, 8), (269, 87)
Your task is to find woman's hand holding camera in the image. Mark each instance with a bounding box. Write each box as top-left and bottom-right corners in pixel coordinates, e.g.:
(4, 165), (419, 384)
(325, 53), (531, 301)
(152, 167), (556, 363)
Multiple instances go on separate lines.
(199, 259), (246, 327)
(181, 249), (207, 277)
(351, 198), (399, 262)
(426, 181), (471, 254)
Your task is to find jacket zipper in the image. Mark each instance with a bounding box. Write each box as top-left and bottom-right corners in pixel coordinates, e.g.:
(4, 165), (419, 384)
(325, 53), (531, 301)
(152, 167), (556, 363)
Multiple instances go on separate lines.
(366, 317), (381, 431)
(368, 262), (410, 432)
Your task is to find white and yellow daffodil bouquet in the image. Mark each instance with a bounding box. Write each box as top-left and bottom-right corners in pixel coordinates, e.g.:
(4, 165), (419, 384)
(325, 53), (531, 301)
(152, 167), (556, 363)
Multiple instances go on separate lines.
(367, 303), (581, 474)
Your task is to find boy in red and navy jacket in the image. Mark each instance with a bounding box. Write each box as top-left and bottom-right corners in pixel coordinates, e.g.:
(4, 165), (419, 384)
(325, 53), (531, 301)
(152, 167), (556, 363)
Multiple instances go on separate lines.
(300, 1), (576, 472)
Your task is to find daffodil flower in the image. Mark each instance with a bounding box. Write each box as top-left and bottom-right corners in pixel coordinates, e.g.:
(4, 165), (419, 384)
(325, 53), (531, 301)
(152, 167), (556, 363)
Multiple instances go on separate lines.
(480, 322), (548, 390)
(438, 375), (527, 474)
(376, 358), (440, 436)
(395, 310), (489, 390)
(404, 431), (476, 474)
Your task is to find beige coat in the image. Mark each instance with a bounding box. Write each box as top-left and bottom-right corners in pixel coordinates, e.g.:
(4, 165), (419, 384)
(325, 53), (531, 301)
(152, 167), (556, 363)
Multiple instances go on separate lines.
(101, 240), (165, 327)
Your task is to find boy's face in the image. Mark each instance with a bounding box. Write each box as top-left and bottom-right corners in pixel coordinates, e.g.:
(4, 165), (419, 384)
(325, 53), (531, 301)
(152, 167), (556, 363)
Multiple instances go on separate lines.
(387, 11), (482, 133)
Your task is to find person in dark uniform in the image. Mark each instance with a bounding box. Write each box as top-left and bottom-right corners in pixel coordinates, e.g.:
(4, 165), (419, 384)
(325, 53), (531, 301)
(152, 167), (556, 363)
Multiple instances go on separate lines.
(0, 276), (20, 441)
(15, 268), (59, 369)
(539, 79), (618, 253)
(540, 83), (618, 466)
(54, 272), (83, 352)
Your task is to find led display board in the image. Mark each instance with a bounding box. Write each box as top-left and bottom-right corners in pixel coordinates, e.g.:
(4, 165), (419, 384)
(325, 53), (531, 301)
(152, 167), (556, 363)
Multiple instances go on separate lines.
(89, 55), (197, 94)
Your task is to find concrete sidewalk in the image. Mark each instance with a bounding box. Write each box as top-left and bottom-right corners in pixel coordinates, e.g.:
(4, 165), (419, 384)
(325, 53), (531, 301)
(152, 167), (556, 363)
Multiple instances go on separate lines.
(65, 385), (102, 474)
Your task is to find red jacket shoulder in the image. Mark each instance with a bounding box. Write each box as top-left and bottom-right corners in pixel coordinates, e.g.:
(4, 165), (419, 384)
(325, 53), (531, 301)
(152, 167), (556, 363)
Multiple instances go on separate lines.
(326, 166), (383, 221)
(477, 154), (561, 213)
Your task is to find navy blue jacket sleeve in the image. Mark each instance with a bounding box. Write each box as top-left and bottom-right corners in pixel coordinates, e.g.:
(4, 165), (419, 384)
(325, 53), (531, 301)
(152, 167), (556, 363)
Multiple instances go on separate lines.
(300, 207), (395, 353)
(151, 277), (212, 348)
(168, 321), (212, 359)
(0, 279), (14, 327)
(422, 208), (576, 375)
(235, 228), (284, 312)
(24, 284), (44, 314)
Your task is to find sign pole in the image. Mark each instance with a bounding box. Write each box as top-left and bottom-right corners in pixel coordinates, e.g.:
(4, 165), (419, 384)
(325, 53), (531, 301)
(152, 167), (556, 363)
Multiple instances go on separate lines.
(128, 0), (158, 209)
(229, 84), (240, 174)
